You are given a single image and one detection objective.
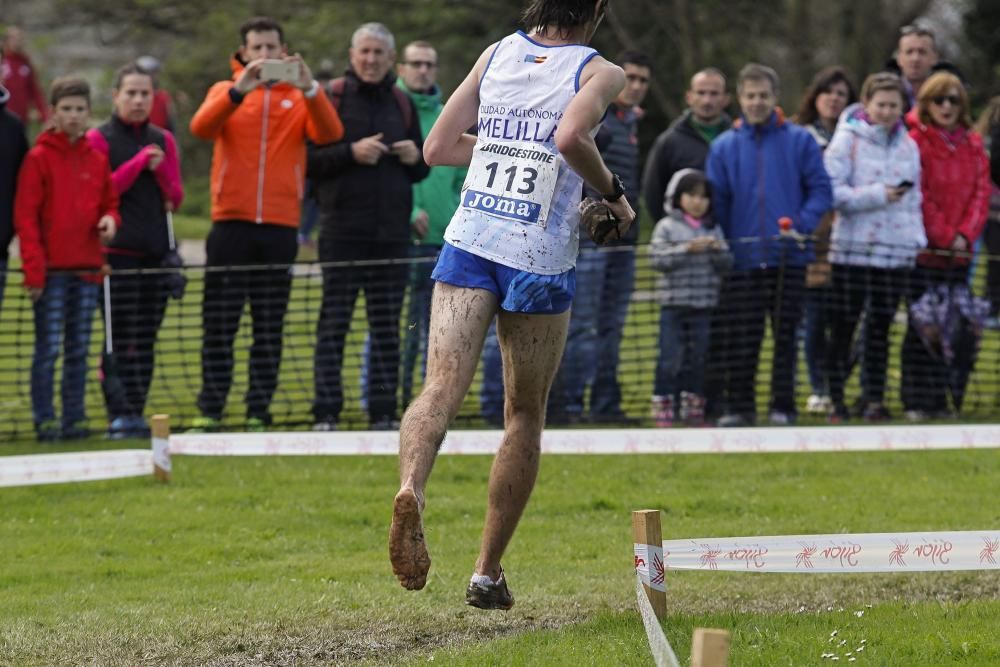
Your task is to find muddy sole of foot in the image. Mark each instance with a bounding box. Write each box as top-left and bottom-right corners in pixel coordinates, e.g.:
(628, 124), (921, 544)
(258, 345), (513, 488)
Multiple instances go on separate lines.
(389, 490), (431, 590)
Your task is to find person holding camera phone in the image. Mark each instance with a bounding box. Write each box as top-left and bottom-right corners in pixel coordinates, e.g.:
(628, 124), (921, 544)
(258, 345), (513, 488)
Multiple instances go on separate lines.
(822, 73), (925, 423)
(86, 62), (184, 439)
(188, 16), (343, 433)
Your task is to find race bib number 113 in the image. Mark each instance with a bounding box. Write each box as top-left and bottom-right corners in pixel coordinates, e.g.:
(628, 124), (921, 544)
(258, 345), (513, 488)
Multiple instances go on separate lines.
(462, 140), (560, 226)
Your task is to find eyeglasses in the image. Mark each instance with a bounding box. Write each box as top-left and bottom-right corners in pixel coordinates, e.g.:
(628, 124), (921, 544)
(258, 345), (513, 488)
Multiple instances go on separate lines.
(404, 60), (436, 70)
(931, 95), (961, 107)
(900, 24), (935, 39)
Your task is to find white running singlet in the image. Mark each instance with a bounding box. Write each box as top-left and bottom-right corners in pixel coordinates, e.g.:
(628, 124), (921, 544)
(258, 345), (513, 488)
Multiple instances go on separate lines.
(443, 31), (600, 274)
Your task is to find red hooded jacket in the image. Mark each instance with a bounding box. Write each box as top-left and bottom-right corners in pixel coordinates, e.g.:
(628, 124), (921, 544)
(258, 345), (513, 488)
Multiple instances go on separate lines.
(908, 112), (991, 269)
(14, 129), (120, 288)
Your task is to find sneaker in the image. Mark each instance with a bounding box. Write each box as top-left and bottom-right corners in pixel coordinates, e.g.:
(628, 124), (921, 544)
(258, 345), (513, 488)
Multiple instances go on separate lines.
(35, 419), (61, 442)
(245, 417), (267, 433)
(108, 415), (151, 440)
(679, 392), (706, 426)
(370, 417), (401, 431)
(805, 394), (831, 414)
(106, 416), (130, 440)
(61, 421), (91, 440)
(904, 410), (928, 423)
(465, 568), (515, 611)
(186, 415), (221, 433)
(717, 413), (752, 427)
(828, 402), (850, 424)
(768, 410), (795, 426)
(313, 419), (338, 432)
(651, 395), (673, 428)
(862, 402), (890, 422)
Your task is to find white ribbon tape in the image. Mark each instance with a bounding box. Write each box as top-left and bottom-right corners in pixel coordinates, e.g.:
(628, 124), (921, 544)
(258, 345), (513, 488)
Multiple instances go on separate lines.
(652, 531), (1000, 573)
(0, 450), (153, 488)
(634, 543), (667, 592)
(635, 575), (680, 667)
(152, 437), (171, 474)
(166, 424), (1000, 456)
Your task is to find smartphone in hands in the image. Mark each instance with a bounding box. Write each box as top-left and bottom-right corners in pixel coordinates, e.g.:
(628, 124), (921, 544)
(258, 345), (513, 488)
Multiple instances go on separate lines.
(259, 59), (299, 83)
(896, 180), (914, 190)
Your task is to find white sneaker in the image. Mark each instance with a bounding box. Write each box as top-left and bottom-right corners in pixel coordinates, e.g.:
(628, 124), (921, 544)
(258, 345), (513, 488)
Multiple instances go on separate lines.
(768, 410), (795, 426)
(313, 419), (338, 431)
(805, 394), (831, 414)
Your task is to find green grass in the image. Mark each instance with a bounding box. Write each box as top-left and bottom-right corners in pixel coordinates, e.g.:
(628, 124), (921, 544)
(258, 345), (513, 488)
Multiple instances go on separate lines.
(1, 444), (998, 664)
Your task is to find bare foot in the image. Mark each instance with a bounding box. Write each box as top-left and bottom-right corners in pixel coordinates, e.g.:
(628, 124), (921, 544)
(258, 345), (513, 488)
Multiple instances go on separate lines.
(389, 488), (431, 590)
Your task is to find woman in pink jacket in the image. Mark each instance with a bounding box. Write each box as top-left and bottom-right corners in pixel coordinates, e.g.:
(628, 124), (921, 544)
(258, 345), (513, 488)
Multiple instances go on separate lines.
(902, 72), (991, 420)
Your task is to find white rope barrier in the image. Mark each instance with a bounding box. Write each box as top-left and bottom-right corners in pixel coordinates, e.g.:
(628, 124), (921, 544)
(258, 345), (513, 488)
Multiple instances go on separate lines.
(635, 575), (681, 667)
(167, 423), (1000, 457)
(640, 531), (1000, 574)
(0, 449), (153, 488)
(3, 422), (998, 490)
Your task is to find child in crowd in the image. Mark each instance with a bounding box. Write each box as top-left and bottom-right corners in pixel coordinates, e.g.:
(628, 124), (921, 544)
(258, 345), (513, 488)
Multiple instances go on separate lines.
(14, 77), (119, 441)
(649, 169), (731, 426)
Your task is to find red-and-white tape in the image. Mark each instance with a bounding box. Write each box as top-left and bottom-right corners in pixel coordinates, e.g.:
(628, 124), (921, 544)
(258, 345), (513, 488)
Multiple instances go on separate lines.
(634, 543), (667, 592)
(166, 423), (1000, 457)
(0, 449), (153, 488)
(643, 531), (1000, 573)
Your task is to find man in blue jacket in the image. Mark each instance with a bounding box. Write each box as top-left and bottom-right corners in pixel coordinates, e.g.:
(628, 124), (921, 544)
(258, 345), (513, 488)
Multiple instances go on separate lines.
(705, 63), (832, 427)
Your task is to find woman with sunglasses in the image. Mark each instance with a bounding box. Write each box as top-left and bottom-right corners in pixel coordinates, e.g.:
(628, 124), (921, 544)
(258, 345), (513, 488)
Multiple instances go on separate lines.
(901, 71), (991, 420)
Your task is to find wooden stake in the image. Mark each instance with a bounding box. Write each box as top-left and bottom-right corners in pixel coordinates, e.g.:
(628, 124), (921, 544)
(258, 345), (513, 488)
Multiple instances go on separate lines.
(631, 509), (666, 620)
(151, 414), (171, 483)
(692, 628), (730, 667)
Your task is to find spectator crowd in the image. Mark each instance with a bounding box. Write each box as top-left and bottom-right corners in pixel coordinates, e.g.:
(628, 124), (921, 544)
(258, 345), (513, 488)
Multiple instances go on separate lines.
(2, 17), (1000, 440)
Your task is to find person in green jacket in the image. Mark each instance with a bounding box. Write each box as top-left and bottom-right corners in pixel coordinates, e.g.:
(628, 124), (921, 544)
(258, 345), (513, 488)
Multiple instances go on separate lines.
(396, 40), (466, 407)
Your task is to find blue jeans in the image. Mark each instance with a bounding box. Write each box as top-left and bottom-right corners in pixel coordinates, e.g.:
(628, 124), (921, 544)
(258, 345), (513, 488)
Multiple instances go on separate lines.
(31, 273), (100, 426)
(0, 259), (7, 313)
(480, 321), (504, 422)
(548, 241), (636, 418)
(802, 287), (830, 395)
(654, 306), (711, 397)
(400, 245), (439, 407)
(361, 244), (440, 410)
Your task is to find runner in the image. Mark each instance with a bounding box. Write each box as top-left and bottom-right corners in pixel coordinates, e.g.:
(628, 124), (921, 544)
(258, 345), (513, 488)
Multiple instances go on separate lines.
(388, 0), (635, 610)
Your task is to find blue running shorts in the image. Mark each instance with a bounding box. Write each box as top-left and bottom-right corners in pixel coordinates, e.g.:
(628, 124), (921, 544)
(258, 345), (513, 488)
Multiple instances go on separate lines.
(431, 242), (575, 314)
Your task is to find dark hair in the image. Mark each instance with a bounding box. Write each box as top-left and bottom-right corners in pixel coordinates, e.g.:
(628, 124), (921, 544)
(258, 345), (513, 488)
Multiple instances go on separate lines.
(49, 76), (90, 107)
(114, 62), (154, 90)
(240, 16), (284, 45)
(859, 72), (906, 103)
(794, 66), (858, 126)
(616, 49), (651, 71)
(672, 171), (712, 214)
(521, 0), (608, 35)
(736, 62), (780, 95)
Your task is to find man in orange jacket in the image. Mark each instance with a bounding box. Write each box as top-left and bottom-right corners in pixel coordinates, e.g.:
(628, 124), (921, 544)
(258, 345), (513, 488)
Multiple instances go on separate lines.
(189, 16), (343, 432)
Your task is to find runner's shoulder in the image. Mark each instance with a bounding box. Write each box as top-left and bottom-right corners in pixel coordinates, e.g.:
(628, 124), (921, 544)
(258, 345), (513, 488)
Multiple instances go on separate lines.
(578, 55), (624, 90)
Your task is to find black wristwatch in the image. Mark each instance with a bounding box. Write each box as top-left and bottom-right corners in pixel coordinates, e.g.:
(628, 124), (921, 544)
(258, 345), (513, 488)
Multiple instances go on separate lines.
(603, 173), (625, 202)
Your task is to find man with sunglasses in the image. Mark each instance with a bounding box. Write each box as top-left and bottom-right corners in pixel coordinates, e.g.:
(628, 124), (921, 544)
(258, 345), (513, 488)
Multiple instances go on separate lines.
(395, 41), (466, 410)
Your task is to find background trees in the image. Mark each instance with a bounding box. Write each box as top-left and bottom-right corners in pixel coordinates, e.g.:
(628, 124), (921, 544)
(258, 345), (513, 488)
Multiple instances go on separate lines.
(4, 0), (994, 215)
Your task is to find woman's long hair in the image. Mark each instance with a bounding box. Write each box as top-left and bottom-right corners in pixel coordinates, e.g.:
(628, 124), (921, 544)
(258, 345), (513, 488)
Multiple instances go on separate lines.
(793, 66), (858, 126)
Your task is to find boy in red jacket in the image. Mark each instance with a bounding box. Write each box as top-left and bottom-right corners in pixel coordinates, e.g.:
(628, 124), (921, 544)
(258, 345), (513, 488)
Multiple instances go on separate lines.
(14, 77), (119, 441)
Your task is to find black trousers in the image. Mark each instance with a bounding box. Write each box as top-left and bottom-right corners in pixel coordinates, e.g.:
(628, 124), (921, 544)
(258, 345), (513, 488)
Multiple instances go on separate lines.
(102, 254), (169, 418)
(824, 264), (906, 406)
(901, 264), (971, 413)
(713, 266), (806, 418)
(197, 221), (297, 423)
(984, 217), (1000, 315)
(313, 237), (408, 424)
